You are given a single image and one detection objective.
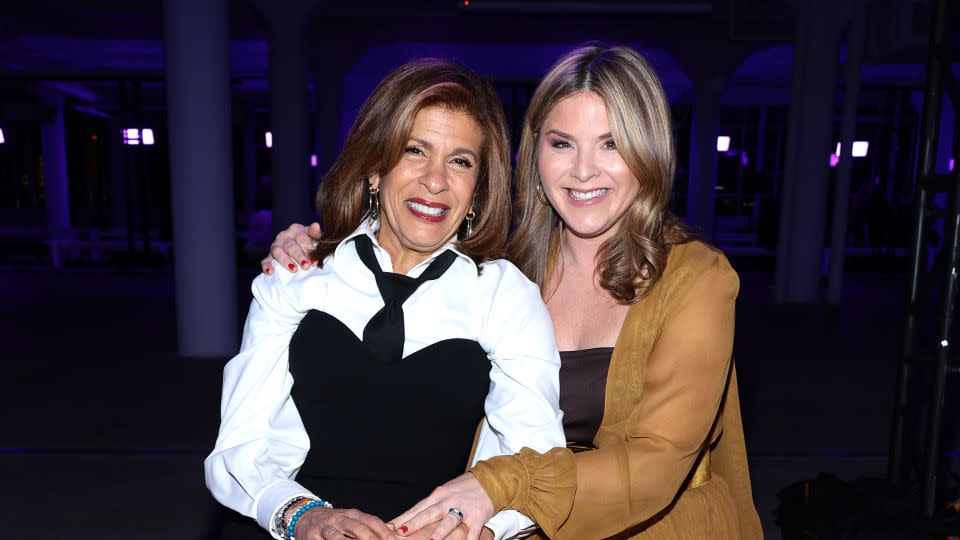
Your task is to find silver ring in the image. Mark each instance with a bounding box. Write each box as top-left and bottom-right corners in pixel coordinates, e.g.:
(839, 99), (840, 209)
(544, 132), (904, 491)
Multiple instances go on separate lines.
(447, 507), (464, 526)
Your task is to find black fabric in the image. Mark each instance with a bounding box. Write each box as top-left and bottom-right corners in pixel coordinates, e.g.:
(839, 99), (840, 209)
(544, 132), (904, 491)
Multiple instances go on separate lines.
(287, 310), (489, 521)
(559, 347), (613, 446)
(353, 235), (458, 364)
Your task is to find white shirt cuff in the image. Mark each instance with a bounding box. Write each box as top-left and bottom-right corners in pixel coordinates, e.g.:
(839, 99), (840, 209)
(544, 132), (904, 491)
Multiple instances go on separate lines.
(485, 509), (537, 540)
(254, 479), (316, 538)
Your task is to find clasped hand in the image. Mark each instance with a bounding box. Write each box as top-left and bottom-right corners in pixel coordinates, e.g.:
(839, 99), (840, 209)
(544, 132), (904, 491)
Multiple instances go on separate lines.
(390, 472), (495, 540)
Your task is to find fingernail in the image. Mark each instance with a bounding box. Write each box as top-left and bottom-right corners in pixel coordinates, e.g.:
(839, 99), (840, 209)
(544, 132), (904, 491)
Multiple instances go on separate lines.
(399, 526), (408, 534)
(287, 263), (296, 271)
(301, 259), (309, 268)
(265, 268), (272, 275)
(310, 257), (318, 265)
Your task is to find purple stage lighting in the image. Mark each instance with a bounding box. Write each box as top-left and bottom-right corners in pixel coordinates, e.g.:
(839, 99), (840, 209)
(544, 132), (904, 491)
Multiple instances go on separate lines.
(829, 153), (840, 167)
(311, 154), (317, 167)
(740, 151), (749, 166)
(0, 128), (4, 144)
(716, 136), (730, 152)
(265, 132), (273, 148)
(142, 129), (155, 146)
(950, 158), (955, 172)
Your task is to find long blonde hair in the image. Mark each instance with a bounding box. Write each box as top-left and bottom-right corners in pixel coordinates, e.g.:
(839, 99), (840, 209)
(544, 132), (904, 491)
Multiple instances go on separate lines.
(312, 59), (512, 267)
(507, 43), (696, 303)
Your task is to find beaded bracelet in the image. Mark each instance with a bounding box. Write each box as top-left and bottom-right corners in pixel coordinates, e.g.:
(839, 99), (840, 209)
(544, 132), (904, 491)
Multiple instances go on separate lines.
(273, 496), (309, 539)
(287, 498), (333, 540)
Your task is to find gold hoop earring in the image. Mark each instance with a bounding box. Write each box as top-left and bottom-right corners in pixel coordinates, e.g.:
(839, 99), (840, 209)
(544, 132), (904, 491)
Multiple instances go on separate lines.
(536, 181), (550, 206)
(465, 208), (476, 237)
(367, 182), (380, 219)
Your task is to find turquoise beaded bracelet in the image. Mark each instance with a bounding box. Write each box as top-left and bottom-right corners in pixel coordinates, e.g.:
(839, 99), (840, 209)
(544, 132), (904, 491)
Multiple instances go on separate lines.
(287, 498), (333, 540)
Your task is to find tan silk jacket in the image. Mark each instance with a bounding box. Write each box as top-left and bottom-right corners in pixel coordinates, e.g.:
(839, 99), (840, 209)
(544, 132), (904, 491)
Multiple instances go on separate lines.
(472, 241), (763, 539)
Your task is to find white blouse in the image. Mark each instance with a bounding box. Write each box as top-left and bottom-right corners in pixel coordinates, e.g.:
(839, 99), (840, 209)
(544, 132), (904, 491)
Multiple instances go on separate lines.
(204, 220), (564, 539)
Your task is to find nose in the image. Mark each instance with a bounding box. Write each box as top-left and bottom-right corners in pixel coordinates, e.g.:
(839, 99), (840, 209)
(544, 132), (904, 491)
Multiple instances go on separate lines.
(421, 156), (450, 194)
(572, 149), (599, 183)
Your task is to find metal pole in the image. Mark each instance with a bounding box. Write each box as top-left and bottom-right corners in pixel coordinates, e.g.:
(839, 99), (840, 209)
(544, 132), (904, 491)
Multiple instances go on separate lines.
(888, 0), (947, 490)
(920, 0), (953, 516)
(827, 0), (867, 304)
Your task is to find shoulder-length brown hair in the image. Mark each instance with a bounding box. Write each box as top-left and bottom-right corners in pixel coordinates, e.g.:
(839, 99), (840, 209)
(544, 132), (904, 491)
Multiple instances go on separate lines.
(507, 44), (697, 303)
(311, 59), (512, 267)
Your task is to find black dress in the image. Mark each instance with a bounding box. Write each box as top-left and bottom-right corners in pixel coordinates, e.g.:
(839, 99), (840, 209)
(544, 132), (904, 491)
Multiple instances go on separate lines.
(216, 308), (490, 538)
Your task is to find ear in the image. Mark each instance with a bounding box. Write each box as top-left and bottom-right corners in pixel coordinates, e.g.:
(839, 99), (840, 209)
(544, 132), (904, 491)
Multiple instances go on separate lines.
(368, 174), (380, 191)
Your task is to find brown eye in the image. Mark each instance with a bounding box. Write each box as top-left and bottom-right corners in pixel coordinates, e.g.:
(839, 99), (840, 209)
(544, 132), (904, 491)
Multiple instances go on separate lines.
(451, 157), (473, 168)
(602, 139), (617, 150)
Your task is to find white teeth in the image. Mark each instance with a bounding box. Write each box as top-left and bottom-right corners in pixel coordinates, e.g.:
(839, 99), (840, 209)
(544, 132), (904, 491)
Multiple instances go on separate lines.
(569, 189), (609, 201)
(406, 201), (446, 216)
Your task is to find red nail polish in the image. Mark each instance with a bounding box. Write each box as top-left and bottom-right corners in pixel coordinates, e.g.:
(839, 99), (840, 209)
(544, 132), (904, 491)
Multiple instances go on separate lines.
(399, 526), (408, 534)
(310, 257), (318, 264)
(288, 263), (296, 271)
(265, 268), (272, 275)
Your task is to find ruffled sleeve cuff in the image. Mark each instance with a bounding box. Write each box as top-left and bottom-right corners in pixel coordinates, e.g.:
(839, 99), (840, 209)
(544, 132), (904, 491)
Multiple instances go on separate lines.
(471, 447), (577, 538)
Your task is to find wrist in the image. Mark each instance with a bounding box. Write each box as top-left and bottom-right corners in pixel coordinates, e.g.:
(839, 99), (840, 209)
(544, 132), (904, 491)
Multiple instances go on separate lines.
(286, 498), (334, 540)
(284, 499), (313, 527)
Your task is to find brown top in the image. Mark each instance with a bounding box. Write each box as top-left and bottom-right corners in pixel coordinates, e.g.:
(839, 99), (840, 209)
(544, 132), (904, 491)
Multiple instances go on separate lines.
(471, 241), (763, 539)
(559, 347), (613, 445)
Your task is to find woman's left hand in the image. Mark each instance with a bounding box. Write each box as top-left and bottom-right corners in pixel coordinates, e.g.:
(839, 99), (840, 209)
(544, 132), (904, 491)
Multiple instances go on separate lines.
(391, 472), (494, 540)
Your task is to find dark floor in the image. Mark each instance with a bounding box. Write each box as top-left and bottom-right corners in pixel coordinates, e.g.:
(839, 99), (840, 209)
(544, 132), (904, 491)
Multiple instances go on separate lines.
(3, 264), (958, 539)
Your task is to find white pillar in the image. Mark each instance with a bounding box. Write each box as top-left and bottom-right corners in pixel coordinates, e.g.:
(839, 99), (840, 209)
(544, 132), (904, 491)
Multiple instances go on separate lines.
(686, 74), (722, 240)
(163, 0), (238, 357)
(41, 96), (70, 235)
(827, 0), (868, 304)
(774, 0), (848, 303)
(254, 0), (319, 233)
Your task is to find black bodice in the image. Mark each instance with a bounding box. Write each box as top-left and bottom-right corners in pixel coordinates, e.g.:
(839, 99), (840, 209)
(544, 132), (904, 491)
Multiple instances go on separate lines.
(287, 310), (490, 520)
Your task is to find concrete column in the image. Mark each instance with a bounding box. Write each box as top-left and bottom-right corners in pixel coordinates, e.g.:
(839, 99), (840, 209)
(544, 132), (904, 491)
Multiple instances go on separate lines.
(312, 63), (346, 186)
(755, 106), (767, 173)
(254, 1), (319, 233)
(774, 0), (848, 303)
(241, 125), (258, 219)
(163, 0), (238, 357)
(686, 74), (723, 240)
(41, 96), (70, 235)
(827, 0), (867, 304)
(107, 115), (128, 229)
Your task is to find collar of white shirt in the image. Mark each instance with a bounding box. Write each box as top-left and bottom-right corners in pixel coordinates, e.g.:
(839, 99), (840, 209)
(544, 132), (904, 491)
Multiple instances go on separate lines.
(334, 218), (477, 276)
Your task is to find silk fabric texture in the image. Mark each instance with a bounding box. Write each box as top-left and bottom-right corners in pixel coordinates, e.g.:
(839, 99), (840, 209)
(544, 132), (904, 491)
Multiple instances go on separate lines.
(471, 241), (764, 539)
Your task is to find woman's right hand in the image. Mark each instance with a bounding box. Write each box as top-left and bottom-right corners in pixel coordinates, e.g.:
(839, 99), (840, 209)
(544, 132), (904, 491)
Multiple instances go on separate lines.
(293, 506), (400, 540)
(262, 222), (323, 275)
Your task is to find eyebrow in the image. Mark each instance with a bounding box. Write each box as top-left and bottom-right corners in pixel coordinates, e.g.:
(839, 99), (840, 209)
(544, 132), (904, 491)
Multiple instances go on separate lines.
(543, 129), (613, 141)
(410, 137), (478, 160)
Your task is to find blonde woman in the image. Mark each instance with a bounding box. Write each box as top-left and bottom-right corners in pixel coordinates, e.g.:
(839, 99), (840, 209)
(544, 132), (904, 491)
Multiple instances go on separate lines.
(267, 44), (762, 539)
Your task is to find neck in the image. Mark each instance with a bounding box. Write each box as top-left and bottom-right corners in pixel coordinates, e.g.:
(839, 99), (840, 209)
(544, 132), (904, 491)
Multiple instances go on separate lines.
(558, 226), (613, 277)
(374, 233), (429, 275)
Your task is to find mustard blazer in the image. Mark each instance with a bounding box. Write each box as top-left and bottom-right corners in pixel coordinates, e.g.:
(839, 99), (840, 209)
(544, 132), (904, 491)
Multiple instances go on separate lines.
(472, 241), (763, 539)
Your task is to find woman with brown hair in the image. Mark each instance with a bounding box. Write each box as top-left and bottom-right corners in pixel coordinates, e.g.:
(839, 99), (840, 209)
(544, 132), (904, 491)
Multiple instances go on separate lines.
(206, 59), (565, 540)
(267, 44), (762, 539)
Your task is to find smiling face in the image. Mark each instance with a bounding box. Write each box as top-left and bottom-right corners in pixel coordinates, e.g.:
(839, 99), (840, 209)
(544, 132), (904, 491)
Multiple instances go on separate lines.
(372, 105), (483, 270)
(537, 91), (640, 242)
